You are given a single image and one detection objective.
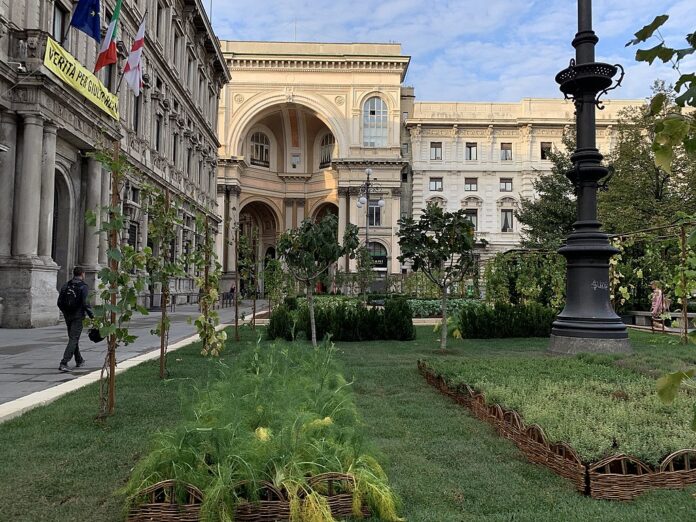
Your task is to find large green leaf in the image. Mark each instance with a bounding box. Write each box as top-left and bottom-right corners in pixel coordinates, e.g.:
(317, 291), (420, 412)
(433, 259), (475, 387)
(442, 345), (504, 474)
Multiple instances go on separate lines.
(657, 369), (696, 404)
(626, 14), (669, 46)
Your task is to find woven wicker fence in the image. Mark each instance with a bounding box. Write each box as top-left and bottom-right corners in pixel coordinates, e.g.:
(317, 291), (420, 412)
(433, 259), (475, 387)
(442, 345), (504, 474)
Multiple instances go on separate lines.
(418, 360), (696, 501)
(127, 473), (370, 522)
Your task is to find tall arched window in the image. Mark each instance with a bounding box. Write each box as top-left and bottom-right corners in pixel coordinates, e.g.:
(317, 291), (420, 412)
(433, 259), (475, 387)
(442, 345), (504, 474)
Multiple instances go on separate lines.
(250, 132), (270, 167)
(363, 96), (388, 147)
(319, 133), (335, 168)
(368, 242), (388, 268)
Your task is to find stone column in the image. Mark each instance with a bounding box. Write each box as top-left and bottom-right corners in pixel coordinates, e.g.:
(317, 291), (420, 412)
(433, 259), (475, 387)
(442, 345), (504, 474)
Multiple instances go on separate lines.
(98, 169), (110, 264)
(12, 113), (44, 258)
(38, 123), (58, 262)
(227, 187), (239, 273)
(81, 157), (101, 267)
(0, 112), (17, 258)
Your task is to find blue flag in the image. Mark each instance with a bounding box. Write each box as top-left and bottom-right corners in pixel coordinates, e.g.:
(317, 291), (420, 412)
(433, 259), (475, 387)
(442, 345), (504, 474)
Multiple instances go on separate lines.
(69, 0), (101, 43)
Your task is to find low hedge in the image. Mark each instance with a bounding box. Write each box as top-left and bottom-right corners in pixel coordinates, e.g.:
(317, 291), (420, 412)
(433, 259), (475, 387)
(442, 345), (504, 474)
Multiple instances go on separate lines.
(407, 298), (479, 318)
(458, 302), (556, 338)
(268, 298), (415, 342)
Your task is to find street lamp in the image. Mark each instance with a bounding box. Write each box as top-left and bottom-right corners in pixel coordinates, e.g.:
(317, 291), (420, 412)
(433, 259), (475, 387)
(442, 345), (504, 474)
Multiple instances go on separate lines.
(549, 0), (630, 354)
(356, 168), (385, 249)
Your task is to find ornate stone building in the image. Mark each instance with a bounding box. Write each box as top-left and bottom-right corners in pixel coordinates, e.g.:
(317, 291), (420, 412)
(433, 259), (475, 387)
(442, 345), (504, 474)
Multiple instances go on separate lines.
(405, 98), (639, 259)
(0, 0), (228, 327)
(215, 41), (410, 290)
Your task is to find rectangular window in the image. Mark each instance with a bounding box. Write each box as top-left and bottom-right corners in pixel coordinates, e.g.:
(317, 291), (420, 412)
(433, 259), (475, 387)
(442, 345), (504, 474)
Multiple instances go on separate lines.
(429, 177), (443, 191)
(465, 142), (478, 161)
(103, 63), (115, 91)
(500, 177), (513, 192)
(368, 200), (382, 227)
(401, 171), (408, 182)
(401, 142), (409, 156)
(501, 209), (514, 232)
(186, 148), (192, 176)
(128, 223), (138, 248)
(173, 31), (181, 67)
(172, 133), (178, 165)
(156, 3), (163, 40)
(464, 209), (478, 230)
(52, 3), (68, 42)
(133, 95), (141, 134)
(464, 177), (478, 191)
(541, 141), (552, 160)
(500, 142), (513, 161)
(155, 114), (163, 152)
(430, 142), (442, 161)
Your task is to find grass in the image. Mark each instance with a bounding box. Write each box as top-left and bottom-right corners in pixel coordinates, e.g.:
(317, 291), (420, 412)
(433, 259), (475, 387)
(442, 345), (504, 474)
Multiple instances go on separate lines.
(1, 327), (696, 521)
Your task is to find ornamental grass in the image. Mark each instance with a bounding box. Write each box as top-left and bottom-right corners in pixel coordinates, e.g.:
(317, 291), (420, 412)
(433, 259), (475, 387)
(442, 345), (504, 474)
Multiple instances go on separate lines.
(123, 338), (402, 521)
(422, 353), (696, 466)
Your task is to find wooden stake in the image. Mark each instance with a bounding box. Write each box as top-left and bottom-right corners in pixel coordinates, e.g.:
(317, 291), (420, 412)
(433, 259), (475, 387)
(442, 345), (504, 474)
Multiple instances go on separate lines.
(680, 224), (688, 345)
(203, 216), (210, 353)
(235, 226), (239, 341)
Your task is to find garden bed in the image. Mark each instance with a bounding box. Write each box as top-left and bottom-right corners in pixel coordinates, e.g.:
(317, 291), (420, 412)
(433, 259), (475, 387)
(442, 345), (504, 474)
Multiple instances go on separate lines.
(124, 339), (402, 521)
(418, 356), (696, 501)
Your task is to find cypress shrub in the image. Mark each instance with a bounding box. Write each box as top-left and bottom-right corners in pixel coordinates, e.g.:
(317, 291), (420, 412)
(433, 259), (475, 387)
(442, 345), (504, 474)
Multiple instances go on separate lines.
(283, 296), (298, 310)
(267, 304), (294, 341)
(384, 298), (416, 340)
(458, 302), (555, 339)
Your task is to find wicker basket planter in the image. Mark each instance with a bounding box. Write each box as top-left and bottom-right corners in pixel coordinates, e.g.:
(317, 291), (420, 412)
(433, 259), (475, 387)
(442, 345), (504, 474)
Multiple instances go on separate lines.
(418, 360), (696, 500)
(127, 473), (371, 522)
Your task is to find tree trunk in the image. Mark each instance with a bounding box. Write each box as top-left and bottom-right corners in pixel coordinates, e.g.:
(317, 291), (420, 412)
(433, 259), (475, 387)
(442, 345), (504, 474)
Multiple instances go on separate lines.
(680, 224), (688, 345)
(106, 140), (119, 416)
(159, 283), (168, 379)
(203, 221), (210, 353)
(252, 288), (257, 329)
(307, 284), (317, 347)
(440, 286), (448, 353)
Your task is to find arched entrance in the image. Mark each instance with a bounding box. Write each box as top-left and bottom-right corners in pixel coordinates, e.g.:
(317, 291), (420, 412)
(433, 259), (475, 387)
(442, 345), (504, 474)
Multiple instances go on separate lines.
(52, 169), (74, 289)
(312, 202), (338, 222)
(239, 201), (280, 296)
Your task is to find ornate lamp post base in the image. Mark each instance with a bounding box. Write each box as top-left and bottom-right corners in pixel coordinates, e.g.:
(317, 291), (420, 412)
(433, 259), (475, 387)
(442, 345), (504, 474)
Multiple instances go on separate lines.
(549, 335), (632, 355)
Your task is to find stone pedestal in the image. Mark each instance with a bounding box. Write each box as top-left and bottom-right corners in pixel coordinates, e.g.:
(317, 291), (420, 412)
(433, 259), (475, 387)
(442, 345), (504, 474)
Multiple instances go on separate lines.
(0, 258), (59, 328)
(548, 335), (632, 355)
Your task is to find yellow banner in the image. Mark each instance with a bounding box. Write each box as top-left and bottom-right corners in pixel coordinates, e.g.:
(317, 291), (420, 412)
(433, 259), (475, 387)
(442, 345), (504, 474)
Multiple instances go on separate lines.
(43, 38), (119, 121)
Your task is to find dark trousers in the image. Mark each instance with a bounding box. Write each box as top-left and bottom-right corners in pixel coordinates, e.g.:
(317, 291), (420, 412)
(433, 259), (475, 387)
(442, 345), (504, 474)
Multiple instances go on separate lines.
(61, 317), (85, 366)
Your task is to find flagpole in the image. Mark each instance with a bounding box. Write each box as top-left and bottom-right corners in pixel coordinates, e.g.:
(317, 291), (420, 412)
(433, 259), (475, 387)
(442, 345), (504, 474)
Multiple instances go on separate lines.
(114, 9), (147, 96)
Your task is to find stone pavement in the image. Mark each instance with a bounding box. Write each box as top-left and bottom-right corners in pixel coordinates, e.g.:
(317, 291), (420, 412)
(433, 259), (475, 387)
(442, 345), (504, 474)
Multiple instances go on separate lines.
(0, 301), (265, 405)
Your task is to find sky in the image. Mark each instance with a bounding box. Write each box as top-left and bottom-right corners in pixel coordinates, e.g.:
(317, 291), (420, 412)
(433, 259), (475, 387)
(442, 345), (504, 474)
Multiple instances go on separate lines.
(203, 0), (695, 103)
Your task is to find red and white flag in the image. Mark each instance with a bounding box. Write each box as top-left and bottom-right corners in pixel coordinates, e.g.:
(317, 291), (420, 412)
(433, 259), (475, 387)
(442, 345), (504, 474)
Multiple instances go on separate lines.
(94, 0), (122, 73)
(123, 16), (146, 96)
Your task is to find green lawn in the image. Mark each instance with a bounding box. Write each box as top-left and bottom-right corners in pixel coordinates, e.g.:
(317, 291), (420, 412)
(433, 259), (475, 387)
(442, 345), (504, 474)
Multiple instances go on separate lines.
(1, 328), (696, 521)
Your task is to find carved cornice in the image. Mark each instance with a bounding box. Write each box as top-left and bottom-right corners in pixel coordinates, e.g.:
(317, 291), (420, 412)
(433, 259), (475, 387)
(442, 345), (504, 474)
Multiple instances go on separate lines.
(337, 187), (350, 197)
(391, 188), (402, 197)
(228, 56), (410, 80)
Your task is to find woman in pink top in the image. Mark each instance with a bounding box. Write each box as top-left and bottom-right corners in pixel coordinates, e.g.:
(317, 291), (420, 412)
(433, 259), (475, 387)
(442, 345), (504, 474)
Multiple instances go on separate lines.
(650, 281), (668, 329)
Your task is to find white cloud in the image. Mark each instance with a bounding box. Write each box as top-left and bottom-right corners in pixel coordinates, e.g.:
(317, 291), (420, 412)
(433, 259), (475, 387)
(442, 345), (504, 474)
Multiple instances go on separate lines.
(206, 0), (695, 102)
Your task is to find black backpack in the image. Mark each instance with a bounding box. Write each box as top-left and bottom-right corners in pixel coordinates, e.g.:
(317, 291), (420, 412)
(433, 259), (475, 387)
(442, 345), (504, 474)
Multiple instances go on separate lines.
(58, 281), (82, 314)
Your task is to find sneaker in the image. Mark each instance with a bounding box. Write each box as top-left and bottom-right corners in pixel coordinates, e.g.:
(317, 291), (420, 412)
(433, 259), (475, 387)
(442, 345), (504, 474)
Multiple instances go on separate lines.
(76, 360), (86, 368)
(58, 364), (71, 373)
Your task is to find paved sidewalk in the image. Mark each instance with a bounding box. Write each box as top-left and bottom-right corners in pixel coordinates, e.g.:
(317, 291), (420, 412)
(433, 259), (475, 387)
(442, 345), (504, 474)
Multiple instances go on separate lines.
(0, 301), (265, 405)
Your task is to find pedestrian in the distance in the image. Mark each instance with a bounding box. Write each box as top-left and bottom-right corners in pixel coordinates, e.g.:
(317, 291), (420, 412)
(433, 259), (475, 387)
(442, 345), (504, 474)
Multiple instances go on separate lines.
(57, 266), (94, 372)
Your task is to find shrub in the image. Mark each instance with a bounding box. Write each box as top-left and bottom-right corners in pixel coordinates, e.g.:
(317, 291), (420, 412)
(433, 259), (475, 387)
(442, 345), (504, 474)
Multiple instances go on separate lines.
(408, 298), (478, 318)
(384, 298), (416, 341)
(457, 302), (556, 339)
(267, 304), (294, 341)
(283, 296), (298, 310)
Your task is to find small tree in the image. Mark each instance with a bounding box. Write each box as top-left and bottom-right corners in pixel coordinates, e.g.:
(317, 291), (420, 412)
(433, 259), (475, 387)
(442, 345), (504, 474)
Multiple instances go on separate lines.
(238, 229), (258, 328)
(142, 186), (185, 379)
(189, 214), (226, 356)
(277, 214), (359, 347)
(355, 245), (376, 303)
(398, 203), (475, 352)
(263, 257), (284, 314)
(86, 145), (149, 417)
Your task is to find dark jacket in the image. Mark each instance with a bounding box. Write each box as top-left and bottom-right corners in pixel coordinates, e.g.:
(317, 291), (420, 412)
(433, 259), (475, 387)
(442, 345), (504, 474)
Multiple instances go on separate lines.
(60, 277), (94, 320)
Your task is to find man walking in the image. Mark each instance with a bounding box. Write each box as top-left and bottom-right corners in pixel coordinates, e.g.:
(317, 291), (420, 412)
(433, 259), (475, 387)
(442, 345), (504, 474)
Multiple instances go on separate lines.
(57, 267), (94, 372)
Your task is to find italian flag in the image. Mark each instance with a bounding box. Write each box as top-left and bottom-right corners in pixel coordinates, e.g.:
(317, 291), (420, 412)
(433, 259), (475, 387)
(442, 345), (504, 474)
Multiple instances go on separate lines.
(123, 16), (146, 96)
(94, 0), (122, 73)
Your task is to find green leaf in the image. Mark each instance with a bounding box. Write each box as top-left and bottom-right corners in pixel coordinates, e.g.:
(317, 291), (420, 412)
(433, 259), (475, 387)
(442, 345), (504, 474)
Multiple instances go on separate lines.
(107, 248), (123, 262)
(636, 43), (674, 65)
(657, 369), (696, 404)
(653, 144), (673, 173)
(649, 93), (667, 115)
(688, 228), (696, 248)
(626, 15), (669, 46)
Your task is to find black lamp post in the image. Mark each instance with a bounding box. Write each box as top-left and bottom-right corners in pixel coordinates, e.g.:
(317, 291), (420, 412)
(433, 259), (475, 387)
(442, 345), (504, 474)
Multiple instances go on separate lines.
(548, 0), (631, 354)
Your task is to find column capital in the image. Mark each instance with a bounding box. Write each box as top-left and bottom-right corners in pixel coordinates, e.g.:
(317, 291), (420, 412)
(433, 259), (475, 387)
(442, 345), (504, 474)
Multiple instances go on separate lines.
(43, 122), (58, 134)
(19, 112), (44, 126)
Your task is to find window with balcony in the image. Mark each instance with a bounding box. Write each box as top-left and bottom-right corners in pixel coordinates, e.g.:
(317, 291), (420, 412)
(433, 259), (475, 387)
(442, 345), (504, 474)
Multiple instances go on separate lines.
(465, 177), (478, 191)
(500, 142), (513, 161)
(465, 142), (478, 160)
(250, 132), (270, 168)
(501, 209), (514, 232)
(430, 142), (442, 160)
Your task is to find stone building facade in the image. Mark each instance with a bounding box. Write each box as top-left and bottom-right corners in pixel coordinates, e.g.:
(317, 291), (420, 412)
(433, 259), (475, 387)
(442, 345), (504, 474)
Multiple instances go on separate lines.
(405, 98), (639, 259)
(0, 0), (228, 327)
(215, 41), (411, 290)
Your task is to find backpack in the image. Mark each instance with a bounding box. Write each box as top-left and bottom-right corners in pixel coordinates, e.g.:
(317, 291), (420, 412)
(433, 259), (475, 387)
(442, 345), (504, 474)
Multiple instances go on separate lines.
(58, 281), (82, 314)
